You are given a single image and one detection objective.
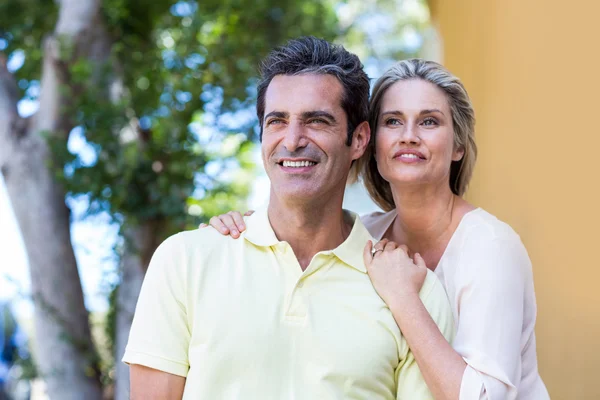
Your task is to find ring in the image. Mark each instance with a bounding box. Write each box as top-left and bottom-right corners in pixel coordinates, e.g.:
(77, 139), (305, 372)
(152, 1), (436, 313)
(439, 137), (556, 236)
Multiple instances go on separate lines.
(371, 247), (384, 256)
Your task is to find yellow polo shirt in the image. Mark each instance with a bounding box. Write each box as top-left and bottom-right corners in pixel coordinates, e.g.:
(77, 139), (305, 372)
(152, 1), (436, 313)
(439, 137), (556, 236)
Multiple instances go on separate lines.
(123, 208), (454, 399)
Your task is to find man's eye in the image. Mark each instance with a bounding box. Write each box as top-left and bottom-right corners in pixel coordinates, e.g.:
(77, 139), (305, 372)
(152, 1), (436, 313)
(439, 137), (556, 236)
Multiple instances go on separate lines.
(309, 118), (327, 125)
(422, 118), (438, 126)
(267, 119), (283, 126)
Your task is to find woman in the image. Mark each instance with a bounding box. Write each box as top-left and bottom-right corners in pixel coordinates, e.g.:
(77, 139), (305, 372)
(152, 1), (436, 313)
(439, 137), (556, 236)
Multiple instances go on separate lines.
(204, 59), (549, 399)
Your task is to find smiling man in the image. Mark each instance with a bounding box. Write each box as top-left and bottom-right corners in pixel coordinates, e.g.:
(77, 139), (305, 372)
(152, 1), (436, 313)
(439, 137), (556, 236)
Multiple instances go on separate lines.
(123, 36), (453, 399)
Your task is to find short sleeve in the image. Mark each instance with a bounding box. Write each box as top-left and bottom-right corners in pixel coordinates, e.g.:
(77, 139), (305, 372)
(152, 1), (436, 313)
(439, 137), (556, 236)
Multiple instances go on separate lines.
(122, 234), (190, 377)
(455, 233), (530, 400)
(396, 270), (455, 400)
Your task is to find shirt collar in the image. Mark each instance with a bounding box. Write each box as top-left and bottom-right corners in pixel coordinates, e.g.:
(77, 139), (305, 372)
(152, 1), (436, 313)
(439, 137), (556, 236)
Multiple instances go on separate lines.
(244, 206), (374, 273)
(244, 205), (280, 247)
(330, 211), (373, 273)
(367, 209), (397, 240)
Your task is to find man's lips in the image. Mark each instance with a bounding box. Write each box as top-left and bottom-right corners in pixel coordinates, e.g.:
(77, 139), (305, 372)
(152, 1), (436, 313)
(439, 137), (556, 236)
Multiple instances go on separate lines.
(276, 159), (318, 173)
(277, 158), (318, 168)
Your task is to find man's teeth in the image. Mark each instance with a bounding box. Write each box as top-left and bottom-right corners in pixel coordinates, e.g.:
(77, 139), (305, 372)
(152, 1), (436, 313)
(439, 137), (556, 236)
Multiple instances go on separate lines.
(400, 154), (419, 159)
(282, 160), (316, 168)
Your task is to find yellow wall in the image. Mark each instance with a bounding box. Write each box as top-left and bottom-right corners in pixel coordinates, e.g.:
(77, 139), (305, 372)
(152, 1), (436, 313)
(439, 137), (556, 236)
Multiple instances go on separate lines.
(429, 1), (600, 398)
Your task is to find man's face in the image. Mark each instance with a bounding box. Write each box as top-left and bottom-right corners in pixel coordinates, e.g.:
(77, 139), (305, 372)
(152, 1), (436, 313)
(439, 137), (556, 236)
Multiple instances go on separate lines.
(261, 74), (365, 204)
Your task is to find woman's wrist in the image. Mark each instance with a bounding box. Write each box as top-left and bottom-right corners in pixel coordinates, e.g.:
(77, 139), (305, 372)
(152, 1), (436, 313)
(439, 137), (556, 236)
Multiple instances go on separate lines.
(386, 288), (422, 315)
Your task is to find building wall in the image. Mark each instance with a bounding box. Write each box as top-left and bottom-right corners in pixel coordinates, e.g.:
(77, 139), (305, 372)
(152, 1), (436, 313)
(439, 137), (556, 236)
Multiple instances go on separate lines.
(428, 1), (600, 398)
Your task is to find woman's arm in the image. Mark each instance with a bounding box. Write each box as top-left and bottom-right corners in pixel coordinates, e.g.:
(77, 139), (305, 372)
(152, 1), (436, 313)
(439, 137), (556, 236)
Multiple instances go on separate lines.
(388, 285), (465, 400)
(365, 235), (529, 400)
(365, 240), (464, 400)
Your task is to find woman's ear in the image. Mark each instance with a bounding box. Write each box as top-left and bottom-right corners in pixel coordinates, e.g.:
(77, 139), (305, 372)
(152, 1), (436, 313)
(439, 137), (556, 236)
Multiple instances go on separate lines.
(452, 145), (465, 162)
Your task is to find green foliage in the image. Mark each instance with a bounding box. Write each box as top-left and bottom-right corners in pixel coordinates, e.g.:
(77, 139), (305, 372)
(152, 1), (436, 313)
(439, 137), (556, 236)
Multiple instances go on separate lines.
(2, 0), (432, 388)
(44, 0), (337, 236)
(0, 0), (57, 99)
(2, 0), (340, 386)
(338, 0), (431, 72)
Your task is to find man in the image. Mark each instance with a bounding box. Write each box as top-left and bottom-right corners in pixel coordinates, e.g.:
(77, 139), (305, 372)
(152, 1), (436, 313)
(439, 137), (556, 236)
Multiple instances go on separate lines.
(124, 36), (453, 399)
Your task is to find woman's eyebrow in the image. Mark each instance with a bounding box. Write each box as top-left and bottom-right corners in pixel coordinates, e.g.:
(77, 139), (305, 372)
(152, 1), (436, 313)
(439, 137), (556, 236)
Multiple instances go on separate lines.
(380, 109), (446, 117)
(381, 110), (403, 117)
(420, 109), (445, 116)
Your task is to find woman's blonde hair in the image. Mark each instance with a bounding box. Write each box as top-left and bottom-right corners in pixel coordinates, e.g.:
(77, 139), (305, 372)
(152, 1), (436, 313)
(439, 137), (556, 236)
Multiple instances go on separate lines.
(354, 59), (477, 211)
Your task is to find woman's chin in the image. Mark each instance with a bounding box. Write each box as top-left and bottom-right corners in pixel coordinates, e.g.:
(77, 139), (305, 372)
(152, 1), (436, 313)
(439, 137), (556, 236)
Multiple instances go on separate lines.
(385, 174), (427, 186)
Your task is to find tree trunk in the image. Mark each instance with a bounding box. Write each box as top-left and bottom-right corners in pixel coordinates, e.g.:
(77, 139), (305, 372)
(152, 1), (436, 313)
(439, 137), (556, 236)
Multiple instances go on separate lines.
(0, 64), (103, 400)
(0, 1), (113, 398)
(114, 221), (163, 400)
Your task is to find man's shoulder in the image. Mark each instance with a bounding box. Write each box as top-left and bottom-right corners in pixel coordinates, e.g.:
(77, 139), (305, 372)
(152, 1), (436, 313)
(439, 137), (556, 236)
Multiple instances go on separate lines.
(169, 226), (244, 245)
(154, 227), (247, 264)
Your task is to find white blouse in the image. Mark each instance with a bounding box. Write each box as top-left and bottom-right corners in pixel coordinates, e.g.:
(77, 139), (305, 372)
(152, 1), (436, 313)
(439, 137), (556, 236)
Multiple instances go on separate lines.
(362, 208), (549, 400)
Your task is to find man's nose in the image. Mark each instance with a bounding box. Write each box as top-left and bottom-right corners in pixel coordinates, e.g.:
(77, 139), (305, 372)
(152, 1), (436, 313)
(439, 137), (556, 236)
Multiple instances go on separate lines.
(282, 123), (308, 152)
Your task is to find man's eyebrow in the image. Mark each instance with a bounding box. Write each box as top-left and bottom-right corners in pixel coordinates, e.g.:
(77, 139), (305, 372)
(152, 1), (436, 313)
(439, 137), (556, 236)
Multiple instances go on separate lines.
(301, 111), (337, 122)
(264, 111), (289, 120)
(381, 109), (446, 117)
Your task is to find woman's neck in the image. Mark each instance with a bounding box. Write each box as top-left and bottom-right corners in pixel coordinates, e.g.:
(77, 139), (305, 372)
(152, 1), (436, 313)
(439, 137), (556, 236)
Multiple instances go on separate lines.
(386, 184), (474, 269)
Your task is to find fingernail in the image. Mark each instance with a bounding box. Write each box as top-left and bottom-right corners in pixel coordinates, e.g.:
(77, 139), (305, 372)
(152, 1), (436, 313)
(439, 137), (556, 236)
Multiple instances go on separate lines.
(232, 230), (239, 236)
(240, 224), (245, 230)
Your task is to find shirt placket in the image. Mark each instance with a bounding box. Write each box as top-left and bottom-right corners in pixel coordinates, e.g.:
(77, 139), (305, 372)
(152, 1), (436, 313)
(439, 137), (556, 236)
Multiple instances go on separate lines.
(275, 243), (329, 324)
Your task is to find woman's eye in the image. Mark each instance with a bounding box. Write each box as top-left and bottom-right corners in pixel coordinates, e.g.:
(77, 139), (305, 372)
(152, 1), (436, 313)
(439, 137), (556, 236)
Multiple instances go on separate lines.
(421, 117), (438, 126)
(385, 118), (402, 125)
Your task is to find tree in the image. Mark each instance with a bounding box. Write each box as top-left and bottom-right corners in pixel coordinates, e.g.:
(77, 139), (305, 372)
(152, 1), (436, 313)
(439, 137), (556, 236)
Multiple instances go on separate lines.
(0, 0), (337, 398)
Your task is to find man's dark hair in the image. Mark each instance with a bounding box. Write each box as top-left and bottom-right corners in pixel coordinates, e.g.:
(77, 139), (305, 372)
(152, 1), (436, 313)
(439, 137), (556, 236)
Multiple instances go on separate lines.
(256, 36), (369, 145)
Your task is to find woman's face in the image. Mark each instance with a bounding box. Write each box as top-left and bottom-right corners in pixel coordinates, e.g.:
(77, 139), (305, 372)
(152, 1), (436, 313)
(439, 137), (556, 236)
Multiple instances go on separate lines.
(375, 78), (463, 191)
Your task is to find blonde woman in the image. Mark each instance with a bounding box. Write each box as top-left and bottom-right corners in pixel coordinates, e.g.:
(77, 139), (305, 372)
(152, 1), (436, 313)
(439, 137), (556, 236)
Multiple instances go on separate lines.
(204, 59), (549, 400)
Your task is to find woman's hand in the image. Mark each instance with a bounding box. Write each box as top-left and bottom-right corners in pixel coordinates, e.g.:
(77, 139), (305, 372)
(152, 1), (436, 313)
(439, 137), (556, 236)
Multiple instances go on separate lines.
(199, 211), (254, 238)
(363, 239), (428, 306)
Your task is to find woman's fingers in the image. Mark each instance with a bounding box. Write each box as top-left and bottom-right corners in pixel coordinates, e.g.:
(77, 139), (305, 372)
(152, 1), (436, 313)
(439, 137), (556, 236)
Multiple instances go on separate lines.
(384, 241), (398, 251)
(414, 253), (427, 269)
(396, 244), (410, 258)
(228, 211), (247, 234)
(376, 239), (389, 250)
(371, 239), (389, 258)
(207, 211), (249, 238)
(220, 213), (241, 238)
(209, 215), (230, 234)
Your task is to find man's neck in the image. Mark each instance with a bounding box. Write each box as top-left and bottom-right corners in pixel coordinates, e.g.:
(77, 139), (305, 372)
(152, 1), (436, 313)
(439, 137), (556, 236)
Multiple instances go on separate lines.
(268, 195), (352, 271)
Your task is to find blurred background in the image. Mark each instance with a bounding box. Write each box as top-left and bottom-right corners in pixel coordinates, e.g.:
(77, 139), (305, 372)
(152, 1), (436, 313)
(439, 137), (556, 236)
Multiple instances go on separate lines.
(0, 0), (598, 399)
